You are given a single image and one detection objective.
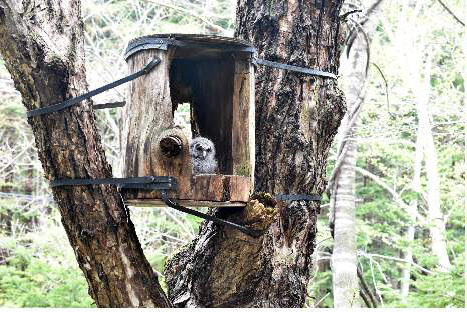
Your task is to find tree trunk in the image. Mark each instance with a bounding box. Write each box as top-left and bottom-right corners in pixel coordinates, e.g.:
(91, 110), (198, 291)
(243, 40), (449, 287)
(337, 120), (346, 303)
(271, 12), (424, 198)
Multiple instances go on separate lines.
(401, 134), (422, 301)
(330, 1), (383, 307)
(424, 140), (451, 271)
(416, 62), (451, 273)
(410, 52), (451, 273)
(164, 0), (346, 307)
(330, 126), (359, 307)
(0, 0), (169, 307)
(397, 4), (451, 274)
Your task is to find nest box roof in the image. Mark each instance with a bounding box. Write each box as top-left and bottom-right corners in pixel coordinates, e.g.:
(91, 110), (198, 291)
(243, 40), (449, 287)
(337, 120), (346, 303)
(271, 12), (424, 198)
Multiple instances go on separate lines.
(124, 33), (256, 60)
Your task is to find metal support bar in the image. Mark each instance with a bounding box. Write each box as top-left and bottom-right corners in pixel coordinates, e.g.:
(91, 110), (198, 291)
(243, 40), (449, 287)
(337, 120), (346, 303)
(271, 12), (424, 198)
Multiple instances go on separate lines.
(93, 101), (126, 109)
(254, 58), (337, 79)
(50, 176), (177, 190)
(27, 58), (160, 117)
(161, 190), (262, 238)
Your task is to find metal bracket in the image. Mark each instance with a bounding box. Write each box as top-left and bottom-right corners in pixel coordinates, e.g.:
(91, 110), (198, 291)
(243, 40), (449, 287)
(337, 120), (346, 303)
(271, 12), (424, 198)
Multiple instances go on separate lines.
(254, 58), (337, 79)
(160, 190), (262, 238)
(50, 176), (177, 191)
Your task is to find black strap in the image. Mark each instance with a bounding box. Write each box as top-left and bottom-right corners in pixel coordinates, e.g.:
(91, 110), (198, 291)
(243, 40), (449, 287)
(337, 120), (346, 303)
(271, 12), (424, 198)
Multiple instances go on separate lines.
(254, 58), (337, 79)
(93, 101), (126, 110)
(49, 177), (320, 236)
(27, 58), (160, 117)
(50, 176), (176, 190)
(275, 194), (322, 202)
(122, 35), (335, 79)
(123, 35), (256, 60)
(161, 190), (262, 238)
(49, 176), (261, 237)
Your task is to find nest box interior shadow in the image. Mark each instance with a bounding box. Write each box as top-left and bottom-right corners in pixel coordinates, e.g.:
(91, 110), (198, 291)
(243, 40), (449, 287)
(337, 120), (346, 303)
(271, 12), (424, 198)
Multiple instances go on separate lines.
(120, 34), (255, 207)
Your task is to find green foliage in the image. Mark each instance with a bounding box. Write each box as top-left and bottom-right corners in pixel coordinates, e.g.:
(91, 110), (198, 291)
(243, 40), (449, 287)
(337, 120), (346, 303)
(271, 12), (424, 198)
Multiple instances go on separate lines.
(0, 101), (26, 117)
(404, 254), (465, 308)
(309, 270), (333, 308)
(306, 219), (334, 308)
(0, 220), (94, 307)
(313, 0), (465, 308)
(0, 255), (94, 307)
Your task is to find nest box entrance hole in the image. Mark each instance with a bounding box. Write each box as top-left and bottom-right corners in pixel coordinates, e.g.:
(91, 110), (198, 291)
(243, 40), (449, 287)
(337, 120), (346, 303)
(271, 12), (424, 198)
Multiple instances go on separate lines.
(170, 58), (234, 175)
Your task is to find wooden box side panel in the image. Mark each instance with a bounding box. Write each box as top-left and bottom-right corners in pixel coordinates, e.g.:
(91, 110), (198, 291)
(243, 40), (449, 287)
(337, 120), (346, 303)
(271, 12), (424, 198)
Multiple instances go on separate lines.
(121, 49), (174, 177)
(248, 63), (255, 189)
(232, 59), (255, 188)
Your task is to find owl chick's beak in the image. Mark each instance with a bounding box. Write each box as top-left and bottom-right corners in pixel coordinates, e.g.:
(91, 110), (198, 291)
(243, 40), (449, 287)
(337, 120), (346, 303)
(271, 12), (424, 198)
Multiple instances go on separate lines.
(203, 150), (207, 158)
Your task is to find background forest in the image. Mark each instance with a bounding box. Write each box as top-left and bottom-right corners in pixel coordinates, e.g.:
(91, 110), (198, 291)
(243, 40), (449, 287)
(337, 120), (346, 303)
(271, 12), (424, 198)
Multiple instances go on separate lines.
(0, 0), (464, 308)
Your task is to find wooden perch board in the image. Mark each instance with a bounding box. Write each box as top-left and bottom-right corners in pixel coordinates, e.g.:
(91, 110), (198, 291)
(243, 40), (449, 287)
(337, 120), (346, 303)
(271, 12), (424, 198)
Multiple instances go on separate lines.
(122, 174), (251, 207)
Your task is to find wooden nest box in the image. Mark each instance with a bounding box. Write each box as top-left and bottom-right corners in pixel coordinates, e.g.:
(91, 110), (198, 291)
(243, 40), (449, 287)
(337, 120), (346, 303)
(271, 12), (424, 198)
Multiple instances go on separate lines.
(120, 34), (255, 208)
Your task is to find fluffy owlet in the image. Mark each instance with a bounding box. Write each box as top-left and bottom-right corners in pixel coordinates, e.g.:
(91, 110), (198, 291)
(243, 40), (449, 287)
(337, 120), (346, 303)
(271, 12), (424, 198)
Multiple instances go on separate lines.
(189, 137), (218, 175)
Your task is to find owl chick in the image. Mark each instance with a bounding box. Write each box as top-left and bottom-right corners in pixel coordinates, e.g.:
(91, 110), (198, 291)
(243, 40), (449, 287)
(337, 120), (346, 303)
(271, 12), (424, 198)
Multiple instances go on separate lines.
(189, 137), (218, 175)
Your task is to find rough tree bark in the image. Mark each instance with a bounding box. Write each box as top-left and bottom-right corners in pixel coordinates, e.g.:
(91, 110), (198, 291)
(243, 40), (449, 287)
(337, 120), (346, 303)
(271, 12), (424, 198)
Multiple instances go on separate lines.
(164, 0), (346, 307)
(329, 1), (383, 307)
(0, 0), (169, 307)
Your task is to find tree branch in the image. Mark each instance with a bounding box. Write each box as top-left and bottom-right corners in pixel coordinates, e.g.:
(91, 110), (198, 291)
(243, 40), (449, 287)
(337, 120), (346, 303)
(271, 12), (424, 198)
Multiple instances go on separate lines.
(147, 0), (228, 34)
(369, 257), (385, 307)
(359, 251), (435, 275)
(354, 166), (410, 210)
(325, 99), (364, 194)
(357, 265), (378, 307)
(371, 62), (395, 118)
(436, 0), (465, 26)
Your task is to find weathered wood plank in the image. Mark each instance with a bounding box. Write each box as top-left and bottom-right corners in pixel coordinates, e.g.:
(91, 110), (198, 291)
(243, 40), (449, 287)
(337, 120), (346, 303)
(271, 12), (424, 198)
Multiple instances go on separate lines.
(232, 59), (251, 177)
(121, 48), (174, 178)
(121, 175), (251, 203)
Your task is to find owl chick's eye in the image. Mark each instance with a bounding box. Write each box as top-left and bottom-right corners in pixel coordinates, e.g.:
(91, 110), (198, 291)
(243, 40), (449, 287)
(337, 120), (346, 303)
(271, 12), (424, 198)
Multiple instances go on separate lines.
(207, 148), (212, 153)
(196, 146), (202, 151)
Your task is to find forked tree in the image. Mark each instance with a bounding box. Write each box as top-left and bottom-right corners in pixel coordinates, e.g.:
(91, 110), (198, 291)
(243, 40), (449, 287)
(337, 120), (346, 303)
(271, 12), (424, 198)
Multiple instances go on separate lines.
(0, 0), (346, 307)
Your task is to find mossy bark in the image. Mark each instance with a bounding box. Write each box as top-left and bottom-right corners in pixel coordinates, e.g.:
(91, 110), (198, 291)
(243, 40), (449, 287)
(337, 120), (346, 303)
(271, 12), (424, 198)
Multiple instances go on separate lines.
(0, 0), (169, 307)
(164, 0), (346, 307)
